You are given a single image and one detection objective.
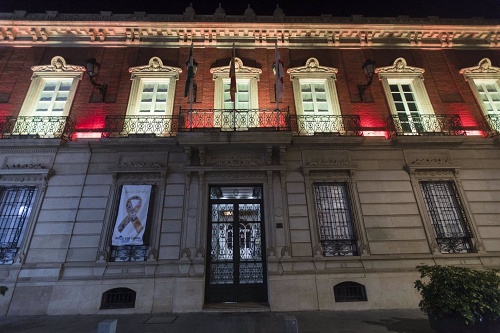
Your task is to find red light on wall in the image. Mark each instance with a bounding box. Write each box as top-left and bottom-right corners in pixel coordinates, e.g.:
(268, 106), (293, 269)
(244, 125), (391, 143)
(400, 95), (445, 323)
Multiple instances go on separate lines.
(74, 132), (102, 139)
(363, 131), (389, 138)
(465, 130), (484, 136)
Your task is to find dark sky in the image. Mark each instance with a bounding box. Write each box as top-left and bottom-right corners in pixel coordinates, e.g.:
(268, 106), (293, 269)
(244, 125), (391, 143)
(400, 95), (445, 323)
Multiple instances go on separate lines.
(1, 0), (499, 19)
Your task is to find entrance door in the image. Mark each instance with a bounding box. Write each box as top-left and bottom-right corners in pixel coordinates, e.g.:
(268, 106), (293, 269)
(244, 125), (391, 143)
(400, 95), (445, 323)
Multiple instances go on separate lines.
(205, 185), (267, 304)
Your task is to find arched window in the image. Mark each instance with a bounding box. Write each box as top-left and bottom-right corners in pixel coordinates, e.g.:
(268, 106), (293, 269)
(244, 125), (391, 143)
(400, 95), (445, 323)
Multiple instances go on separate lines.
(100, 288), (136, 309)
(333, 281), (367, 302)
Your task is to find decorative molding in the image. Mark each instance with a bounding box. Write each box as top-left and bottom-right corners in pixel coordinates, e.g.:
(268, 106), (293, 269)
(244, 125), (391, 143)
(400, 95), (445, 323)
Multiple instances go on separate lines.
(206, 171), (265, 179)
(287, 57), (338, 75)
(195, 247), (205, 259)
(180, 248), (192, 259)
(117, 161), (164, 169)
(210, 57), (262, 75)
(31, 56), (85, 73)
(129, 56), (182, 74)
(212, 159), (260, 167)
(3, 163), (44, 169)
(410, 158), (454, 166)
(306, 160), (352, 167)
(117, 173), (162, 181)
(147, 248), (158, 260)
(309, 170), (351, 179)
(460, 58), (500, 75)
(375, 57), (425, 75)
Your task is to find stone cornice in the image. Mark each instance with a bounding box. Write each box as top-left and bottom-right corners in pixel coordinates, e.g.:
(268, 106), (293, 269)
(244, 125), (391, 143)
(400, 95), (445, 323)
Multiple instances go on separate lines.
(0, 14), (498, 48)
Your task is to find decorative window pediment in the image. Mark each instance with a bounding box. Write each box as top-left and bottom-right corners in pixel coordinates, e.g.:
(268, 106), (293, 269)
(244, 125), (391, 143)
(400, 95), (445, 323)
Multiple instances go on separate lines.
(129, 57), (182, 77)
(210, 57), (262, 78)
(287, 57), (338, 77)
(459, 58), (500, 77)
(375, 57), (425, 78)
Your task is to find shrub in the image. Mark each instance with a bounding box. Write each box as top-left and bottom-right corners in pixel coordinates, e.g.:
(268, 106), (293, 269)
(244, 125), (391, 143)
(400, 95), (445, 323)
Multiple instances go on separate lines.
(414, 264), (500, 325)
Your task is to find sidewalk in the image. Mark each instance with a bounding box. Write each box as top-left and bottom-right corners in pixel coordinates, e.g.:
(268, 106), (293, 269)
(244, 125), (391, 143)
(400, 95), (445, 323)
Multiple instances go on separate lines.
(0, 309), (435, 333)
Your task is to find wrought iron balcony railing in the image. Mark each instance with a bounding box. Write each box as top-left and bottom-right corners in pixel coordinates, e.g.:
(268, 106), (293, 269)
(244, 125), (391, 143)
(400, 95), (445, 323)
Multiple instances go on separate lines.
(388, 114), (466, 137)
(0, 116), (75, 140)
(435, 232), (474, 254)
(178, 108), (291, 132)
(292, 115), (362, 136)
(102, 115), (178, 138)
(484, 114), (500, 136)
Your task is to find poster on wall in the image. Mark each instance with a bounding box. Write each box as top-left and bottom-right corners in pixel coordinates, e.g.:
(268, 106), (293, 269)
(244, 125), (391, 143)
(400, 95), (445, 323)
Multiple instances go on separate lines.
(111, 185), (152, 246)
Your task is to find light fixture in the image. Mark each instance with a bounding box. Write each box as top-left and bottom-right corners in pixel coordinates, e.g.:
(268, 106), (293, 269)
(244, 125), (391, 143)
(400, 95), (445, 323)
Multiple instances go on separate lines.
(358, 59), (376, 102)
(85, 58), (108, 102)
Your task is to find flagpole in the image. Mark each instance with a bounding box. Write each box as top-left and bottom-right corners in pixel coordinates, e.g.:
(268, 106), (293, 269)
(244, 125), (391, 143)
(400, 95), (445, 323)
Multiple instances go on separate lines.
(189, 43), (194, 130)
(275, 41), (280, 129)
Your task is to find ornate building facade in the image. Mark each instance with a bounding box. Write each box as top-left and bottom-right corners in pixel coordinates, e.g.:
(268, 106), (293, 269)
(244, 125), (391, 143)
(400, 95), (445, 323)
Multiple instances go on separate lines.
(0, 5), (499, 315)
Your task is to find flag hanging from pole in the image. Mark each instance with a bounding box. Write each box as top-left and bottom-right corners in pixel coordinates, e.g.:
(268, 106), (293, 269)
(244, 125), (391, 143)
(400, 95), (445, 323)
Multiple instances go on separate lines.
(184, 44), (194, 98)
(275, 41), (284, 103)
(229, 43), (237, 102)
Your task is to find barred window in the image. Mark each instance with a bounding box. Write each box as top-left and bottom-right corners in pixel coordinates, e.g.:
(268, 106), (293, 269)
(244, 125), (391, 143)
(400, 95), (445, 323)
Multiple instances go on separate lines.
(0, 186), (38, 265)
(420, 181), (474, 253)
(100, 288), (136, 309)
(334, 281), (367, 302)
(313, 183), (357, 256)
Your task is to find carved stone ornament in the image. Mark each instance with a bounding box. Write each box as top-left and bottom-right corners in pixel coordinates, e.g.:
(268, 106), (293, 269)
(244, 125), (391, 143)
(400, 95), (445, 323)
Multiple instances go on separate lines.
(306, 160), (351, 167)
(129, 56), (183, 74)
(31, 56), (85, 73)
(212, 158), (260, 167)
(97, 250), (109, 262)
(3, 163), (44, 169)
(195, 247), (205, 259)
(411, 158), (453, 166)
(117, 161), (163, 168)
(459, 58), (500, 75)
(117, 173), (160, 181)
(375, 57), (425, 75)
(287, 57), (338, 75)
(210, 57), (263, 75)
(148, 248), (159, 260)
(180, 248), (192, 260)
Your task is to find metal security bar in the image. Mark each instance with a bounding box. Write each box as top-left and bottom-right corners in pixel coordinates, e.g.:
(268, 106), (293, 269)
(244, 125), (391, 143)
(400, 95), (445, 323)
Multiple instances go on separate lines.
(485, 114), (500, 136)
(0, 186), (38, 265)
(178, 108), (290, 132)
(102, 115), (178, 138)
(334, 282), (368, 302)
(388, 114), (466, 137)
(0, 116), (75, 140)
(100, 288), (136, 309)
(110, 245), (148, 262)
(313, 183), (358, 256)
(293, 115), (362, 136)
(420, 181), (474, 253)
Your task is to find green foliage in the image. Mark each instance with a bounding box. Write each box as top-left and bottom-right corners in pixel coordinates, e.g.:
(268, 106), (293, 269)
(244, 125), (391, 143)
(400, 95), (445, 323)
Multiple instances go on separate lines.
(0, 286), (7, 296)
(415, 264), (500, 325)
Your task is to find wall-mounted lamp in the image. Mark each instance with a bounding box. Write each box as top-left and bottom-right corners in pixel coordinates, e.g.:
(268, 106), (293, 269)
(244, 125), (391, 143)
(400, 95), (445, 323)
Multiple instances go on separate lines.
(358, 59), (376, 102)
(85, 58), (108, 102)
(185, 58), (199, 102)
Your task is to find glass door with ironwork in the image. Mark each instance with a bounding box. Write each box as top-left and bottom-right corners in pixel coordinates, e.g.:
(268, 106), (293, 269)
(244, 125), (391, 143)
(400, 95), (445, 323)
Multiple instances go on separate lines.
(206, 185), (267, 304)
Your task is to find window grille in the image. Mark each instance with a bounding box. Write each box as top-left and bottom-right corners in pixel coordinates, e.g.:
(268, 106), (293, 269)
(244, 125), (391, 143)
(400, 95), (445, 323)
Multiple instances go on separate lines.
(100, 288), (136, 309)
(109, 185), (156, 262)
(0, 186), (37, 265)
(313, 183), (358, 256)
(334, 282), (367, 302)
(420, 181), (474, 253)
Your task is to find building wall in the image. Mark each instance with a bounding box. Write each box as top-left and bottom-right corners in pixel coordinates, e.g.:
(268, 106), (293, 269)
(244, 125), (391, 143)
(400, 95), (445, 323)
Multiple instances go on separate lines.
(0, 16), (500, 316)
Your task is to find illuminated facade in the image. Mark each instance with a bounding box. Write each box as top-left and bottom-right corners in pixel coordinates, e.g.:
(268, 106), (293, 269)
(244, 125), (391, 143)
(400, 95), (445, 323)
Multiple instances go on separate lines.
(0, 6), (499, 315)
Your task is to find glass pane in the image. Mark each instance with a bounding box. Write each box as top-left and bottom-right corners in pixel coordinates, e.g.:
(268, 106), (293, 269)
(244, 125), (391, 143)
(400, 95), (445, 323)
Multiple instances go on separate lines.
(389, 84), (399, 92)
(392, 92), (403, 102)
(401, 84), (412, 92)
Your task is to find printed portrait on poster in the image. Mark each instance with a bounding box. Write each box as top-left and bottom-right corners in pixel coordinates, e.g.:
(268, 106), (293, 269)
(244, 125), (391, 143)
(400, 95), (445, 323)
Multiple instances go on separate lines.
(111, 185), (152, 246)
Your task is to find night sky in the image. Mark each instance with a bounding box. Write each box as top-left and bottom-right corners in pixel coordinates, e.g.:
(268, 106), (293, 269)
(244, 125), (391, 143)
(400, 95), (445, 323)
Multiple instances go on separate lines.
(0, 0), (499, 19)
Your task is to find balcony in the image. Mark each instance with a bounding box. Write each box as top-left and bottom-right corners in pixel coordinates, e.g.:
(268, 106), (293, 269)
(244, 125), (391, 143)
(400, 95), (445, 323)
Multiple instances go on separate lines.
(485, 114), (500, 136)
(292, 115), (362, 136)
(388, 114), (466, 137)
(0, 116), (74, 140)
(102, 115), (178, 138)
(178, 108), (290, 132)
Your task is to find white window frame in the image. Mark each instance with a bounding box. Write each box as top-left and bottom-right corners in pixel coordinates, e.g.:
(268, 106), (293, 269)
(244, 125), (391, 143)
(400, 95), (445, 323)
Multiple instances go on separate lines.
(18, 56), (85, 117)
(127, 57), (181, 117)
(460, 58), (500, 132)
(376, 58), (434, 116)
(210, 57), (261, 130)
(287, 57), (341, 116)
